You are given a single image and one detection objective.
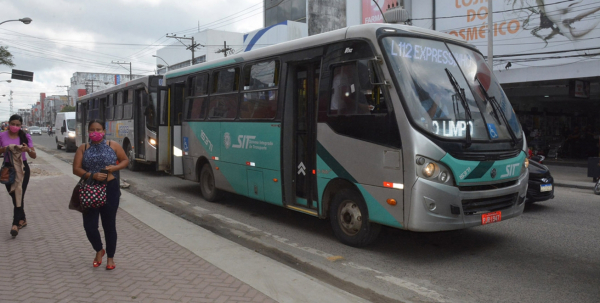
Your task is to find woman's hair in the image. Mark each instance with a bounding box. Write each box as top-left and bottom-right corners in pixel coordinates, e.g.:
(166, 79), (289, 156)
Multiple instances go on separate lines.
(88, 119), (105, 130)
(8, 114), (28, 145)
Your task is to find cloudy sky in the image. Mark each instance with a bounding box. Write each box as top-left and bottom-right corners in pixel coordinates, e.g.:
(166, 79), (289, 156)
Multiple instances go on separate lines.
(0, 0), (263, 121)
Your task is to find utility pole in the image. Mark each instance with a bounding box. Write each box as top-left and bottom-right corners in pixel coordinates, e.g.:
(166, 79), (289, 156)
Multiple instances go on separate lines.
(57, 85), (70, 106)
(9, 90), (13, 115)
(112, 61), (132, 80)
(215, 41), (234, 57)
(487, 0), (493, 70)
(166, 34), (204, 65)
(85, 79), (100, 94)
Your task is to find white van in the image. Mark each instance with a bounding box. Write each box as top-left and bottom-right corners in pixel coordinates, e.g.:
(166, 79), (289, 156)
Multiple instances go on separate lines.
(55, 112), (77, 152)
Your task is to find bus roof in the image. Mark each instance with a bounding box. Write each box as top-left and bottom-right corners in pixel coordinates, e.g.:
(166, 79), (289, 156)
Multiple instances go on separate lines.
(76, 75), (160, 102)
(164, 23), (474, 80)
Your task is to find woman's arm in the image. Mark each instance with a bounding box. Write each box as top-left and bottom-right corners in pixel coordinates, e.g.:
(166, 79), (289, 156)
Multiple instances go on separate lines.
(105, 140), (129, 173)
(25, 133), (36, 159)
(73, 144), (93, 179)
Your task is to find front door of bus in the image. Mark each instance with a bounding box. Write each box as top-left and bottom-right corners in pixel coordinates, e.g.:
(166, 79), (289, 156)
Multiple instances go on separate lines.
(170, 83), (185, 175)
(285, 62), (320, 212)
(134, 89), (146, 160)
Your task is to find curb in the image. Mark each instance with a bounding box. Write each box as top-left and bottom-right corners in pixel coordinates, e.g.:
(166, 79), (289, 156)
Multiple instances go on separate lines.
(554, 182), (594, 190)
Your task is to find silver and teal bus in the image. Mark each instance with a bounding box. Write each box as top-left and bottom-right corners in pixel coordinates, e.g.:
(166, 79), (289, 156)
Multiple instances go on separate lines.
(76, 76), (169, 171)
(164, 23), (529, 246)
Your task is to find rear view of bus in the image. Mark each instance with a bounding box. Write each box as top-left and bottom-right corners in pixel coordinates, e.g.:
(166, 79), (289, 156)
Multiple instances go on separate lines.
(375, 27), (528, 233)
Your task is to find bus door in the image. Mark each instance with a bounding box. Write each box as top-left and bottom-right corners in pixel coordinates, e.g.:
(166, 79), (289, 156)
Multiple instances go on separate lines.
(157, 86), (169, 171)
(81, 101), (89, 144)
(134, 88), (146, 160)
(283, 60), (321, 213)
(169, 82), (185, 175)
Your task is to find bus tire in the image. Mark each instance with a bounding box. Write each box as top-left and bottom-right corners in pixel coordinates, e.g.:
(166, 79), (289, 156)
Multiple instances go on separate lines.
(329, 189), (381, 247)
(126, 144), (140, 171)
(200, 163), (222, 202)
(56, 137), (62, 150)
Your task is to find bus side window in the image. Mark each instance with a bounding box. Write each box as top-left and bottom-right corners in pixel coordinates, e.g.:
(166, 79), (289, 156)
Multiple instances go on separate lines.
(123, 90), (133, 119)
(329, 64), (370, 116)
(115, 91), (123, 120)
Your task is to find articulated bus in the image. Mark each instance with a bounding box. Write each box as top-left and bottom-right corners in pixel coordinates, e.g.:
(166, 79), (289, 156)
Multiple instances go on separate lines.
(163, 23), (528, 246)
(76, 76), (169, 171)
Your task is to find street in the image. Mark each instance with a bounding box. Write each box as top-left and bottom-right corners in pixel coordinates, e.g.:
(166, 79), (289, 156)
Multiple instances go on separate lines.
(33, 134), (600, 303)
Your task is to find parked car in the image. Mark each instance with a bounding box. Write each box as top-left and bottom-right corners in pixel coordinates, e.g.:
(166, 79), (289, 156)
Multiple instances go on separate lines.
(526, 158), (555, 204)
(29, 126), (42, 135)
(40, 126), (48, 133)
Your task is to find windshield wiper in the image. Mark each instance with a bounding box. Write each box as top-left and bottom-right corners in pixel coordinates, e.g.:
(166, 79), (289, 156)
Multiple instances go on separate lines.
(445, 68), (472, 148)
(475, 76), (518, 146)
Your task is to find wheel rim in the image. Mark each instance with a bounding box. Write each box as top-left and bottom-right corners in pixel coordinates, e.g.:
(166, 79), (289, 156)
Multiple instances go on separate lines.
(127, 147), (134, 168)
(201, 168), (215, 195)
(338, 200), (363, 236)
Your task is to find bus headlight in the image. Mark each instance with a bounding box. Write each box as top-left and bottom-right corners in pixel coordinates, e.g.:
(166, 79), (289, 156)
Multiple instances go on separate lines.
(416, 156), (454, 185)
(423, 162), (436, 178)
(148, 137), (157, 147)
(524, 157), (529, 169)
(68, 131), (76, 138)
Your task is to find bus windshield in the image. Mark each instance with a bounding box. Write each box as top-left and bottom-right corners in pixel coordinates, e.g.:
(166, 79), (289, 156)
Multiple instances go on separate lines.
(382, 36), (522, 142)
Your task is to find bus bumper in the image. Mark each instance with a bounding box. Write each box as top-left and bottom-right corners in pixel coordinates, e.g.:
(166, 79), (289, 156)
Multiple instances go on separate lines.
(407, 170), (528, 232)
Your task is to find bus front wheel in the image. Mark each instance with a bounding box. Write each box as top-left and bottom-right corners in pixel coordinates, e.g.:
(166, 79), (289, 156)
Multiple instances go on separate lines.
(200, 163), (222, 202)
(330, 189), (381, 247)
(126, 144), (140, 171)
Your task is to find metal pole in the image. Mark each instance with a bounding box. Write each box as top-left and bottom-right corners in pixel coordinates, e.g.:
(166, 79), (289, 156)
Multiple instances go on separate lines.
(191, 37), (195, 64)
(130, 62), (132, 80)
(487, 0), (493, 69)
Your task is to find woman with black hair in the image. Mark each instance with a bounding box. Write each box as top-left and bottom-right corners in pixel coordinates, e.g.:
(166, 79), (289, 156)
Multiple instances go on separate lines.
(0, 114), (36, 237)
(73, 119), (128, 270)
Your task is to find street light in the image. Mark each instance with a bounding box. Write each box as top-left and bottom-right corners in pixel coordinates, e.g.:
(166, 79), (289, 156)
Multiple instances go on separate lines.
(153, 55), (170, 72)
(0, 17), (32, 26)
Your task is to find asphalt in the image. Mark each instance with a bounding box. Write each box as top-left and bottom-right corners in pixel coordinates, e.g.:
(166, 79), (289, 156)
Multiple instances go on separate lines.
(0, 149), (368, 303)
(543, 158), (598, 190)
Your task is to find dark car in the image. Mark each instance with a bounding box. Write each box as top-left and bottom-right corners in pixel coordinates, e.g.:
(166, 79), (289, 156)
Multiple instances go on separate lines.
(526, 159), (555, 204)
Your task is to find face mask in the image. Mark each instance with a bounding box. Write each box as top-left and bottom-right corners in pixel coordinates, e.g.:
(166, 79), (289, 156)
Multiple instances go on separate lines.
(9, 126), (21, 133)
(89, 131), (105, 142)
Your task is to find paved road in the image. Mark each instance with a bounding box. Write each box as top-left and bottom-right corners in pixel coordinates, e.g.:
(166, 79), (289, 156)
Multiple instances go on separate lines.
(33, 134), (600, 303)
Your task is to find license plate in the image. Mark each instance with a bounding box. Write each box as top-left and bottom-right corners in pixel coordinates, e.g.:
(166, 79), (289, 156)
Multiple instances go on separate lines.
(540, 184), (552, 192)
(481, 211), (502, 225)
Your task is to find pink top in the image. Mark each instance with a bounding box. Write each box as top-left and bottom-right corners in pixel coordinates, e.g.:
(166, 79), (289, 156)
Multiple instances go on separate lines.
(0, 131), (34, 162)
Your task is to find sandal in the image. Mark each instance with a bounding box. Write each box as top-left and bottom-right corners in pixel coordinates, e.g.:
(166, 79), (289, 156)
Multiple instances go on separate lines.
(18, 221), (27, 229)
(10, 226), (18, 238)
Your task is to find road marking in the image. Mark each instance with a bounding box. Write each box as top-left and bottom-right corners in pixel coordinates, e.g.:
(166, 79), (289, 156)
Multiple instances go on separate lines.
(193, 206), (209, 212)
(343, 262), (447, 303)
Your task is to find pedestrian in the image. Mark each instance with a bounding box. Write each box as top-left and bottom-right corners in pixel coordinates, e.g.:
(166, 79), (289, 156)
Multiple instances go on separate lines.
(72, 119), (128, 270)
(0, 114), (36, 238)
(48, 126), (52, 136)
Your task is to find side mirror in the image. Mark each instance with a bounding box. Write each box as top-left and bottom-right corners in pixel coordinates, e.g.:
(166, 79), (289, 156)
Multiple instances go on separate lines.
(142, 94), (149, 107)
(360, 58), (389, 86)
(61, 126), (66, 133)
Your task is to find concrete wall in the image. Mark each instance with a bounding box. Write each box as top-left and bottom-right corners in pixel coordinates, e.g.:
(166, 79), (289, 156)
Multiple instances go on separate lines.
(308, 0), (346, 36)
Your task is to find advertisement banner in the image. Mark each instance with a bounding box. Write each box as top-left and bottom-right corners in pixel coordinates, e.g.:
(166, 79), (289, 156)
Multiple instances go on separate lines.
(362, 0), (399, 24)
(435, 0), (600, 68)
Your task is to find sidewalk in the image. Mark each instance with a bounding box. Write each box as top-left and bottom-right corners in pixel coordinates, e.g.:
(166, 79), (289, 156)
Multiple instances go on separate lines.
(0, 149), (367, 303)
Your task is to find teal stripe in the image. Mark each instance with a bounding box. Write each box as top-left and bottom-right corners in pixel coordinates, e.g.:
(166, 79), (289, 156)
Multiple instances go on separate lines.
(165, 58), (245, 79)
(465, 161), (495, 179)
(316, 141), (356, 183)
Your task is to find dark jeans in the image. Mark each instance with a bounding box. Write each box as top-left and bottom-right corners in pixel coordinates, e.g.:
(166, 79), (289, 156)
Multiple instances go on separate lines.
(4, 161), (30, 226)
(82, 179), (120, 258)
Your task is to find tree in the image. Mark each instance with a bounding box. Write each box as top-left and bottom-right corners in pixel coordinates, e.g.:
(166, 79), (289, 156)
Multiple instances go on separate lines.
(61, 105), (76, 112)
(0, 46), (15, 67)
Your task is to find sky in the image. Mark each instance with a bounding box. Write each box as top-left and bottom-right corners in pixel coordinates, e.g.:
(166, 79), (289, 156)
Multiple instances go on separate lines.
(0, 0), (264, 122)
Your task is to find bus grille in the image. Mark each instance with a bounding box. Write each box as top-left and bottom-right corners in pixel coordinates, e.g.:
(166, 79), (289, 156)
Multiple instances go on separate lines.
(459, 180), (517, 192)
(462, 193), (518, 215)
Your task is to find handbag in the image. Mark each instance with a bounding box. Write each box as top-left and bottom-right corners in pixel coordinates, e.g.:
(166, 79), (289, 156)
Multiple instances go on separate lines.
(68, 177), (84, 213)
(79, 174), (108, 208)
(0, 151), (16, 185)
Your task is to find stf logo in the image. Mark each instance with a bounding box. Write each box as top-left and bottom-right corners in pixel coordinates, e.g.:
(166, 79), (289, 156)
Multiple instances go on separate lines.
(232, 135), (256, 149)
(501, 163), (520, 178)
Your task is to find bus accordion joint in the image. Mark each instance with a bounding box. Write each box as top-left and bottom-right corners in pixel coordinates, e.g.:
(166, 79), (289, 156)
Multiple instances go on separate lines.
(383, 182), (404, 190)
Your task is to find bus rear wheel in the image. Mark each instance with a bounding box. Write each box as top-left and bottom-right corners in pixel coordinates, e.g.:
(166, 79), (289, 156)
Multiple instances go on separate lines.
(330, 189), (381, 247)
(126, 144), (140, 171)
(200, 163), (222, 202)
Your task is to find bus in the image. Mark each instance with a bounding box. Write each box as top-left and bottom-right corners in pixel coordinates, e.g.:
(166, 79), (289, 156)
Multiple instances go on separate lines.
(163, 23), (529, 247)
(76, 75), (168, 171)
